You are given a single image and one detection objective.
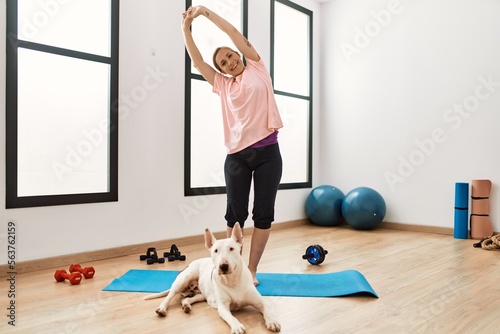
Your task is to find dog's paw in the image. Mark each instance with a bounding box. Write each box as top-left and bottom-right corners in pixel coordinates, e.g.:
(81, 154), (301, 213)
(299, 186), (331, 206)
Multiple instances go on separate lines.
(181, 300), (192, 313)
(155, 307), (167, 317)
(230, 323), (246, 334)
(265, 320), (281, 332)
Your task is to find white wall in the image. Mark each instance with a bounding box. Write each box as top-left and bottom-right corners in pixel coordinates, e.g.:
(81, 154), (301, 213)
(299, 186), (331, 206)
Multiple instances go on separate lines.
(0, 0), (320, 264)
(320, 0), (500, 231)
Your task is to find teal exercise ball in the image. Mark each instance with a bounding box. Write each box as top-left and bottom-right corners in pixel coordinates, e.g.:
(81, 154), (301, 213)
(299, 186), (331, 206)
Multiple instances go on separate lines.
(342, 187), (386, 230)
(305, 185), (345, 226)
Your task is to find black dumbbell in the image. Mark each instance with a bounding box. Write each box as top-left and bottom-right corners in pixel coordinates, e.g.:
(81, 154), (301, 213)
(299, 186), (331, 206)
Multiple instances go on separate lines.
(139, 247), (165, 264)
(164, 244), (186, 262)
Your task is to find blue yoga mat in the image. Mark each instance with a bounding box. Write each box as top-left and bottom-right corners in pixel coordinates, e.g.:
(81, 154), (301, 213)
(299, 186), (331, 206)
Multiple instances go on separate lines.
(103, 269), (378, 298)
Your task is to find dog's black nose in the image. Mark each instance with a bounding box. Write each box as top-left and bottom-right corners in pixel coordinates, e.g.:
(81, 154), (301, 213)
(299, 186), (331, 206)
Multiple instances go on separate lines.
(219, 263), (229, 273)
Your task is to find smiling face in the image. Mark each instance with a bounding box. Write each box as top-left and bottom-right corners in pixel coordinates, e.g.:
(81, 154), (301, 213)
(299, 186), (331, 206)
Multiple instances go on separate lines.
(213, 47), (245, 77)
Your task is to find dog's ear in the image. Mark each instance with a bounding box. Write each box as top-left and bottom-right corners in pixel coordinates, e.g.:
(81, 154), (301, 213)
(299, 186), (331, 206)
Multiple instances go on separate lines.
(204, 228), (216, 249)
(232, 223), (244, 245)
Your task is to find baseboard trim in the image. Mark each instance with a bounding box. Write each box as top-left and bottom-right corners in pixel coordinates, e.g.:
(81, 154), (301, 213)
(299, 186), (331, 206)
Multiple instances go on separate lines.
(3, 219), (489, 277)
(379, 221), (454, 235)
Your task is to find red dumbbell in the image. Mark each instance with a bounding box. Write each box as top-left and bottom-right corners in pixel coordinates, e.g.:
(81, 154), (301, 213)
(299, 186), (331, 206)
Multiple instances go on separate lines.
(69, 264), (95, 279)
(54, 269), (82, 285)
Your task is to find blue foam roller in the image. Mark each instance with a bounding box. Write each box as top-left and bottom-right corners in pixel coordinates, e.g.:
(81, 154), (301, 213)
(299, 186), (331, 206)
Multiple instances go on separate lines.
(454, 182), (469, 239)
(454, 182), (469, 209)
(454, 208), (468, 239)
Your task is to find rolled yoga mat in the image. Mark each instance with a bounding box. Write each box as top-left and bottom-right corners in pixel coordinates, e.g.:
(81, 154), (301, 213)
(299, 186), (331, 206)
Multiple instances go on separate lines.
(470, 179), (493, 240)
(103, 269), (378, 298)
(454, 182), (469, 239)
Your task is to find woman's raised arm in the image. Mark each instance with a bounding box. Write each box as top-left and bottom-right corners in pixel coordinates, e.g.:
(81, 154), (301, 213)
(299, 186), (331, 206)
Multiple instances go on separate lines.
(188, 6), (260, 62)
(181, 10), (216, 85)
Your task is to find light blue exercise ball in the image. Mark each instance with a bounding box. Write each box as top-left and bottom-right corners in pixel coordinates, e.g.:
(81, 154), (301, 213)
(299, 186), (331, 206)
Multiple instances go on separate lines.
(305, 185), (345, 226)
(342, 187), (386, 230)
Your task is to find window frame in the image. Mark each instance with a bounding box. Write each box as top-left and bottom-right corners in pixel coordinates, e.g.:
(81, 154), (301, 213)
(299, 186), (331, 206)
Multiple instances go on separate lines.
(184, 0), (249, 196)
(184, 0), (313, 196)
(5, 0), (120, 208)
(271, 0), (313, 190)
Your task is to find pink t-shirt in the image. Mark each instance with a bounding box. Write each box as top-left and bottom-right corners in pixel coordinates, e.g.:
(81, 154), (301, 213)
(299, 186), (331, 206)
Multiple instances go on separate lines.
(213, 58), (283, 154)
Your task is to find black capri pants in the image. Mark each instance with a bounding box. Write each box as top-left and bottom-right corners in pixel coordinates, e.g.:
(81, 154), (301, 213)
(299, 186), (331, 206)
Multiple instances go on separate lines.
(224, 143), (282, 230)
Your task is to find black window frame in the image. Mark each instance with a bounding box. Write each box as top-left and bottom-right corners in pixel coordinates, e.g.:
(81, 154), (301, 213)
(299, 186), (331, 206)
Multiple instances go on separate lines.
(271, 0), (313, 190)
(184, 0), (313, 196)
(6, 0), (120, 208)
(184, 0), (249, 196)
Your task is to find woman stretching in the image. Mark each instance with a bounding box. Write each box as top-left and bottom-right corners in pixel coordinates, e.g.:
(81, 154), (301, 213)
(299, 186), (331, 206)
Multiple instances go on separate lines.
(182, 6), (283, 285)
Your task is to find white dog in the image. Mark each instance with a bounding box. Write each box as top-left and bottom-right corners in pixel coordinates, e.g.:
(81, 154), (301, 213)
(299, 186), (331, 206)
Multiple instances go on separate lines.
(144, 223), (280, 334)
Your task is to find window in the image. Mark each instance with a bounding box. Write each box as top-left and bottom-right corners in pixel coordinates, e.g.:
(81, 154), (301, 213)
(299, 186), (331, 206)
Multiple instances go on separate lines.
(272, 0), (313, 189)
(184, 0), (248, 196)
(184, 0), (313, 196)
(6, 0), (119, 208)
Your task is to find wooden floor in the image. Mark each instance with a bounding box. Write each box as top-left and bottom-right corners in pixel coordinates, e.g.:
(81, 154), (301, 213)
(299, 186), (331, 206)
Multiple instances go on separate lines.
(1, 224), (499, 334)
